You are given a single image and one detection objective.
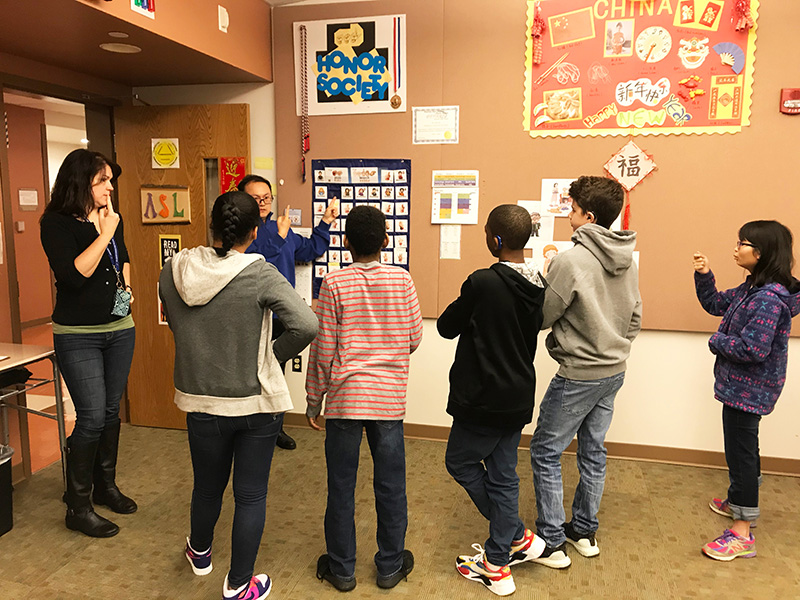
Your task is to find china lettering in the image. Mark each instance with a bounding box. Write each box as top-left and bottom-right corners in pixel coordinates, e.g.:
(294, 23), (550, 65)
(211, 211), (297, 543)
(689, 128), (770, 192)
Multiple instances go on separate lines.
(316, 51), (390, 101)
(140, 187), (191, 224)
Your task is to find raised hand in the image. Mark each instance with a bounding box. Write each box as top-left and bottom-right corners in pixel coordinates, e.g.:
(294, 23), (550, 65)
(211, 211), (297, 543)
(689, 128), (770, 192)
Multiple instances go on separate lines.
(276, 205), (292, 239)
(693, 252), (710, 274)
(97, 201), (120, 240)
(322, 197), (339, 224)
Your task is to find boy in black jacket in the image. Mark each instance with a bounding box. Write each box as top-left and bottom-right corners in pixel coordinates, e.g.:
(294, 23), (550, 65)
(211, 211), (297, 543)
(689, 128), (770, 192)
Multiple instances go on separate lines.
(438, 205), (546, 597)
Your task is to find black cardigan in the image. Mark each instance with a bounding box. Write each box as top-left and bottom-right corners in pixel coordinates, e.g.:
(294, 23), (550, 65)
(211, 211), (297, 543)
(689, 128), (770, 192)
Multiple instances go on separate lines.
(40, 211), (130, 326)
(437, 263), (545, 430)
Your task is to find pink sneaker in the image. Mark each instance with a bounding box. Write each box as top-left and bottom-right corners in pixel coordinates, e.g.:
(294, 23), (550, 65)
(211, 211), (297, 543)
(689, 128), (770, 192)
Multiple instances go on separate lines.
(702, 529), (756, 561)
(222, 574), (272, 599)
(709, 498), (757, 528)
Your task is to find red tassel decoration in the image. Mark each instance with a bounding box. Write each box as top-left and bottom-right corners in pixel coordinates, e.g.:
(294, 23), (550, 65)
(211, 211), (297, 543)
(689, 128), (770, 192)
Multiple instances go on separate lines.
(732, 0), (754, 32)
(531, 2), (546, 65)
(622, 192), (631, 230)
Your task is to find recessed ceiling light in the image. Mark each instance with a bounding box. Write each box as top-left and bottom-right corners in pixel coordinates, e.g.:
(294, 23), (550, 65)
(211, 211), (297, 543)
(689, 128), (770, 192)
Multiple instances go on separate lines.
(99, 43), (141, 54)
(80, 138), (89, 144)
(108, 31), (130, 39)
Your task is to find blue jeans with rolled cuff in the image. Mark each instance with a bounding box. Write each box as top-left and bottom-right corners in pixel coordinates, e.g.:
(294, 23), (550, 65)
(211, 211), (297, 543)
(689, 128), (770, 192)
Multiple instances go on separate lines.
(722, 404), (761, 523)
(445, 419), (526, 568)
(531, 372), (625, 547)
(187, 411), (283, 589)
(324, 419), (407, 580)
(53, 327), (136, 442)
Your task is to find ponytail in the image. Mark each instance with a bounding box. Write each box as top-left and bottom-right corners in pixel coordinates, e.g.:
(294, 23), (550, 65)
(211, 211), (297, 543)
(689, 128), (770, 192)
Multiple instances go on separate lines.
(210, 191), (260, 256)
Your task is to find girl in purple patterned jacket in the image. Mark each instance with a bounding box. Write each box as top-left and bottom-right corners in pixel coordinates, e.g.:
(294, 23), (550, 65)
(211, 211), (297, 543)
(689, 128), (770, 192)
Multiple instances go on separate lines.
(693, 220), (800, 562)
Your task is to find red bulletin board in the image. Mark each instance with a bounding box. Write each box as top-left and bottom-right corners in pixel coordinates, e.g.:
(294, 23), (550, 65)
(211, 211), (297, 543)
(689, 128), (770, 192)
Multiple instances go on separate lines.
(523, 0), (759, 137)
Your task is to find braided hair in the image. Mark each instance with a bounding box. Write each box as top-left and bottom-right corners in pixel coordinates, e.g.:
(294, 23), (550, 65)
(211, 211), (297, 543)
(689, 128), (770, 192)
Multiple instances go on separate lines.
(210, 191), (260, 257)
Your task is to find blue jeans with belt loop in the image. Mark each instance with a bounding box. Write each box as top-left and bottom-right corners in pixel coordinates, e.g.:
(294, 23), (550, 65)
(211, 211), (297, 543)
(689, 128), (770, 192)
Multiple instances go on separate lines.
(530, 372), (625, 547)
(323, 419), (408, 580)
(53, 327), (136, 442)
(722, 404), (761, 523)
(187, 411), (283, 589)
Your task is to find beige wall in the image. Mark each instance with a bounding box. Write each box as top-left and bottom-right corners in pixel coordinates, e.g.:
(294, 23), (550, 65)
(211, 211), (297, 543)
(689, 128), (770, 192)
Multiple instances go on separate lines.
(284, 321), (800, 462)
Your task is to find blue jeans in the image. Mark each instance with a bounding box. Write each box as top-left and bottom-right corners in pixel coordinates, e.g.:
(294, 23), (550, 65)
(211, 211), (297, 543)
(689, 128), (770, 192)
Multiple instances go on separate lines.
(324, 419), (407, 579)
(530, 373), (625, 547)
(445, 420), (525, 567)
(723, 405), (761, 522)
(187, 412), (283, 588)
(53, 327), (136, 442)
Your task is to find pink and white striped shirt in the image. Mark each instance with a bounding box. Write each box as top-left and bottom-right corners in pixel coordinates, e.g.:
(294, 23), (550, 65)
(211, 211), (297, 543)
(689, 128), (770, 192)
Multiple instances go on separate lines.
(305, 261), (423, 420)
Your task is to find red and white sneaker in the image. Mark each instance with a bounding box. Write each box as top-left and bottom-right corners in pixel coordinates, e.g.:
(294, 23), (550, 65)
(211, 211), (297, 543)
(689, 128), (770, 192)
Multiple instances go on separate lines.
(508, 528), (546, 566)
(456, 544), (515, 596)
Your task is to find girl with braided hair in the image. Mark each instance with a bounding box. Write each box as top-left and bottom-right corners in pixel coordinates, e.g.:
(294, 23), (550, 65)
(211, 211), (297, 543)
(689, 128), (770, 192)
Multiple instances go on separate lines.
(159, 191), (318, 599)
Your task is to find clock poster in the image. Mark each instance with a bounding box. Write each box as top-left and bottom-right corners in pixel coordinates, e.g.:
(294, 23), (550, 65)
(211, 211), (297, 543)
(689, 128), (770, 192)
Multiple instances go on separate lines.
(523, 0), (759, 138)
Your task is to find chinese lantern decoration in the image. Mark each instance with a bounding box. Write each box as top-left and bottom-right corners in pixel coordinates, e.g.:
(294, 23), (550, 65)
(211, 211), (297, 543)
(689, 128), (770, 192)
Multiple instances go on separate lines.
(531, 2), (546, 65)
(732, 0), (754, 32)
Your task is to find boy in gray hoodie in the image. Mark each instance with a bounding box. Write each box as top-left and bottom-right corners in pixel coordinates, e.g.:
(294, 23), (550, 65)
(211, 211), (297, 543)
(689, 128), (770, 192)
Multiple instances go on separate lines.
(529, 176), (641, 569)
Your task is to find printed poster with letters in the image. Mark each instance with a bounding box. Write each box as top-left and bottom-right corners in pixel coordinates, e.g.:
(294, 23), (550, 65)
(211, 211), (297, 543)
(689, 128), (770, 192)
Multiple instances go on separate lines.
(294, 15), (407, 115)
(311, 159), (411, 298)
(523, 0), (759, 137)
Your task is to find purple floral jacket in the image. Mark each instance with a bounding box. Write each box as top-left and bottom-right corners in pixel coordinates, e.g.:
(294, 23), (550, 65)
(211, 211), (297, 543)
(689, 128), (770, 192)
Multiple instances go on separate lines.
(695, 271), (800, 415)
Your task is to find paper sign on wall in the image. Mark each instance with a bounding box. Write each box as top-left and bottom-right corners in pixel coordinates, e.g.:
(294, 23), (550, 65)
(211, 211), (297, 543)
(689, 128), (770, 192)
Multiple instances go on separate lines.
(141, 187), (191, 224)
(413, 106), (459, 144)
(294, 14), (407, 115)
(431, 171), (479, 225)
(151, 138), (180, 169)
(159, 234), (181, 268)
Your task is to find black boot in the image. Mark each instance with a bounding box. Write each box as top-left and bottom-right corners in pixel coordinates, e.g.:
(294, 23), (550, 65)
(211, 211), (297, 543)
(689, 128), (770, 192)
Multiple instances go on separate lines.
(92, 421), (137, 514)
(276, 428), (297, 450)
(64, 436), (119, 538)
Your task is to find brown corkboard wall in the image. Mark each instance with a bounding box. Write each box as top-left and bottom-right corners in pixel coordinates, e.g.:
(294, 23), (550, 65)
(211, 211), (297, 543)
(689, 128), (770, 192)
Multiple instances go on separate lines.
(274, 0), (800, 332)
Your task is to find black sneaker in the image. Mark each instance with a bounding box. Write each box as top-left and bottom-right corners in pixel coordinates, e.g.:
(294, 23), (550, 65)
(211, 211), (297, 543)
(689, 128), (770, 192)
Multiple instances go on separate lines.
(276, 429), (297, 450)
(531, 542), (571, 569)
(376, 550), (414, 589)
(564, 522), (599, 557)
(316, 554), (356, 592)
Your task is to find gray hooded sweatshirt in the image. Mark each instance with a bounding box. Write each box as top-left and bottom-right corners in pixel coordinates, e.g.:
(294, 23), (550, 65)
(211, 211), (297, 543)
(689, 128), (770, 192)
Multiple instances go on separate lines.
(542, 223), (641, 380)
(159, 246), (318, 416)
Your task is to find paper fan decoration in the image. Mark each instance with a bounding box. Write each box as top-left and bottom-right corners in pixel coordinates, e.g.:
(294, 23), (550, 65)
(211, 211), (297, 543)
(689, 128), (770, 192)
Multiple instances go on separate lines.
(712, 42), (745, 74)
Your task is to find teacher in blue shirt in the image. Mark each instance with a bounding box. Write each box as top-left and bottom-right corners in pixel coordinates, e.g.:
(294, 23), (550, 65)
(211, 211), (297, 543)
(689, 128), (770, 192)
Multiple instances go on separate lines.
(238, 174), (338, 450)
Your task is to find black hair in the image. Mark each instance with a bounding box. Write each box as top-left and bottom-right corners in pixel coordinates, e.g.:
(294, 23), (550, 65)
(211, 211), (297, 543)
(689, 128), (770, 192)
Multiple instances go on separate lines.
(739, 220), (796, 289)
(237, 174), (272, 193)
(487, 204), (532, 250)
(44, 149), (111, 218)
(568, 176), (624, 229)
(210, 191), (261, 257)
(345, 206), (386, 256)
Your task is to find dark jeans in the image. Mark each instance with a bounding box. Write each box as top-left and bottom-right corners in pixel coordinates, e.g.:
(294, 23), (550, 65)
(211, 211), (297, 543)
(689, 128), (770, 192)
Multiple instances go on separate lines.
(723, 404), (761, 522)
(324, 419), (407, 579)
(187, 411), (283, 588)
(445, 420), (525, 567)
(53, 327), (136, 442)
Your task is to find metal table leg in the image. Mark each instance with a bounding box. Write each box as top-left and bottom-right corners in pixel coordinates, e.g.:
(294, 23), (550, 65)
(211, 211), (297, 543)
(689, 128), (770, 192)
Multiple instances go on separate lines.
(49, 356), (67, 491)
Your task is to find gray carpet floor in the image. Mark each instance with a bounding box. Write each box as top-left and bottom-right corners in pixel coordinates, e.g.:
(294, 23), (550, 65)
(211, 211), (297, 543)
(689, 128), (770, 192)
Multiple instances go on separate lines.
(1, 424), (799, 599)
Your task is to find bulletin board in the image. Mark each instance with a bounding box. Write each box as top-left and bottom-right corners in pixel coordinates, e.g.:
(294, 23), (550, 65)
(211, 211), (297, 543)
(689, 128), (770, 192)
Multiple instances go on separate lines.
(273, 0), (800, 333)
(310, 158), (411, 297)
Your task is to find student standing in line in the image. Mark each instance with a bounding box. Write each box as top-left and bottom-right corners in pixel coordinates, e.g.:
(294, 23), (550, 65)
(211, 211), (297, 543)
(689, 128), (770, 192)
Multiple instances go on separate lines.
(438, 205), (547, 597)
(159, 191), (317, 600)
(530, 176), (641, 568)
(306, 206), (422, 592)
(239, 174), (338, 450)
(40, 149), (136, 538)
(693, 221), (800, 561)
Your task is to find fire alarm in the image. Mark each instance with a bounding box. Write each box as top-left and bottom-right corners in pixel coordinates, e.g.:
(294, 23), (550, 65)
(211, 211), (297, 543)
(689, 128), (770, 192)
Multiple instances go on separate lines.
(780, 88), (800, 115)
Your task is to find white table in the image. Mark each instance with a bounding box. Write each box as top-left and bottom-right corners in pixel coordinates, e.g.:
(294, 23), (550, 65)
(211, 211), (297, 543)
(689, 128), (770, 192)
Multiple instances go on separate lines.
(0, 343), (66, 490)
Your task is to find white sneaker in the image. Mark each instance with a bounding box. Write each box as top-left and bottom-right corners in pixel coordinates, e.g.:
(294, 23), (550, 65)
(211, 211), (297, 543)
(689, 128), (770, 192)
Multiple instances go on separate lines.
(456, 544), (516, 596)
(564, 522), (600, 557)
(531, 543), (572, 569)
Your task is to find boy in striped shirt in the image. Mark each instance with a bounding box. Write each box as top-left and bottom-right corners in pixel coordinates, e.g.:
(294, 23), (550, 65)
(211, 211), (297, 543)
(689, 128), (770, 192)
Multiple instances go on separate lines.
(306, 206), (423, 592)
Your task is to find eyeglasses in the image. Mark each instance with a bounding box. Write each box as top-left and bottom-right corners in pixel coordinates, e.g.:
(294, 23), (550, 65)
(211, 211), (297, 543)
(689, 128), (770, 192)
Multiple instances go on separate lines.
(251, 195), (271, 205)
(736, 241), (757, 250)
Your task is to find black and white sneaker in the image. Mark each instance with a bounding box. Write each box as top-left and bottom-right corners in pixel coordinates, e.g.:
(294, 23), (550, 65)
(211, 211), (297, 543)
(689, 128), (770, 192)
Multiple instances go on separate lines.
(564, 522), (600, 557)
(531, 543), (571, 569)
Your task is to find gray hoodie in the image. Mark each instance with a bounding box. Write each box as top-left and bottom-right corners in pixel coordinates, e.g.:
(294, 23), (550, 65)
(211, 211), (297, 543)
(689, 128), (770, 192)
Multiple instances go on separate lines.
(542, 223), (641, 380)
(159, 246), (318, 416)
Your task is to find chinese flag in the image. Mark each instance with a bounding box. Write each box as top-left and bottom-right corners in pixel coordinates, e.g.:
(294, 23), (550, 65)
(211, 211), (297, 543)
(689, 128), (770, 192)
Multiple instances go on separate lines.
(548, 7), (595, 46)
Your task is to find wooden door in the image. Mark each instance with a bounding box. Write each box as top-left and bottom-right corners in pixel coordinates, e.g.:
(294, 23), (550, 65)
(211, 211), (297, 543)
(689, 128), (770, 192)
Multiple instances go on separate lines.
(114, 105), (249, 429)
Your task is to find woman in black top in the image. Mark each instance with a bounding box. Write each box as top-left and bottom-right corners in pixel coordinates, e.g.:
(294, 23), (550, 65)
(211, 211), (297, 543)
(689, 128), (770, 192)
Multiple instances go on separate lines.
(40, 149), (136, 538)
